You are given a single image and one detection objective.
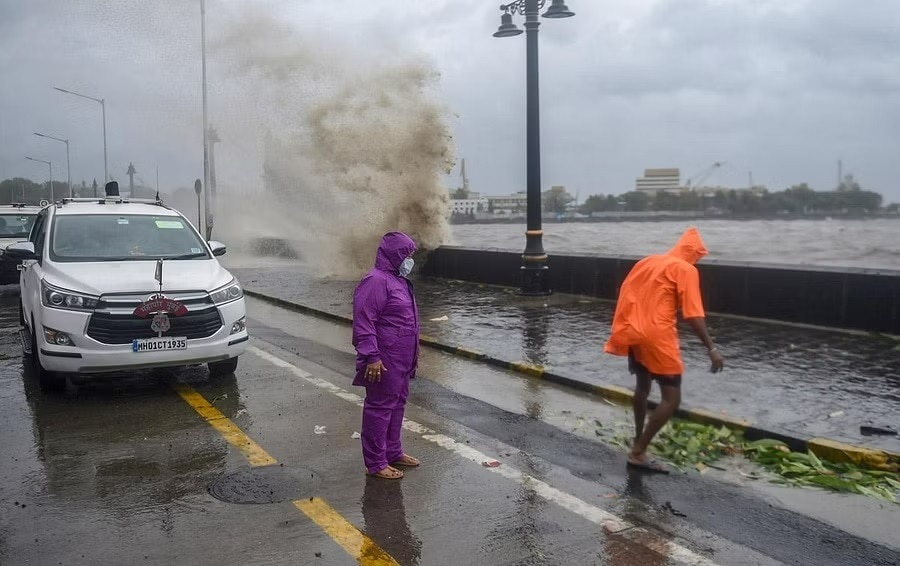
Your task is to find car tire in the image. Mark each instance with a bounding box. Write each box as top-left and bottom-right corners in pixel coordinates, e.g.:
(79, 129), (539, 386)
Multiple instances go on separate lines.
(19, 301), (25, 327)
(31, 324), (65, 392)
(208, 357), (238, 378)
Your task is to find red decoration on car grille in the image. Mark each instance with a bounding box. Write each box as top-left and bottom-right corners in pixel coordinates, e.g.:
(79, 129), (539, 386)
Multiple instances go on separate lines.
(133, 296), (188, 318)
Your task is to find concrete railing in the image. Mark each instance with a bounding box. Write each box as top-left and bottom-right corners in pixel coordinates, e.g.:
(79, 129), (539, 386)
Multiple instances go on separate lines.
(422, 246), (900, 334)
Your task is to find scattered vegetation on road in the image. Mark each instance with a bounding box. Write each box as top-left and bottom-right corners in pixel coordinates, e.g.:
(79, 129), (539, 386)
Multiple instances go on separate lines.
(595, 418), (899, 503)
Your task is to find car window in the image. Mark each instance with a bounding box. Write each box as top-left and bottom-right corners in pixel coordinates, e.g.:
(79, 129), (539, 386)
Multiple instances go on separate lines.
(50, 214), (210, 262)
(0, 213), (37, 238)
(31, 210), (48, 253)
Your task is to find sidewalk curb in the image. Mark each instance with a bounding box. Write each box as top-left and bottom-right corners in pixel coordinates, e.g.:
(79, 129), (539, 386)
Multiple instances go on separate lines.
(245, 289), (900, 472)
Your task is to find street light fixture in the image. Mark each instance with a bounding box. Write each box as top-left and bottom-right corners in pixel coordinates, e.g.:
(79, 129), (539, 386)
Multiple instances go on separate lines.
(493, 0), (575, 296)
(53, 86), (107, 183)
(34, 132), (72, 198)
(25, 156), (53, 202)
(493, 11), (523, 38)
(542, 0), (576, 19)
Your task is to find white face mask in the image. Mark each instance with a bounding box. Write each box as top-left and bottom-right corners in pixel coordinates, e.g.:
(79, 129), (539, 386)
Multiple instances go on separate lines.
(399, 257), (414, 278)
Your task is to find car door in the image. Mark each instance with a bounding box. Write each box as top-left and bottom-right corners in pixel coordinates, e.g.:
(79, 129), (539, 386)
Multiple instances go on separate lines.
(20, 209), (48, 332)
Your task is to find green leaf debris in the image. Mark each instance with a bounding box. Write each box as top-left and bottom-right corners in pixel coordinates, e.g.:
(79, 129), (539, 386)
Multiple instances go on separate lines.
(596, 418), (899, 503)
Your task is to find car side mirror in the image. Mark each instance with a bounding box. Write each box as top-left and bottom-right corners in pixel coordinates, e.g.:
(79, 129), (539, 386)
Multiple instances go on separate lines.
(209, 241), (227, 257)
(4, 241), (38, 261)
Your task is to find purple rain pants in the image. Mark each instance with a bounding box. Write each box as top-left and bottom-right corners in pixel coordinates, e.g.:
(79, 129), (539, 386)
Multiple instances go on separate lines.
(361, 374), (410, 474)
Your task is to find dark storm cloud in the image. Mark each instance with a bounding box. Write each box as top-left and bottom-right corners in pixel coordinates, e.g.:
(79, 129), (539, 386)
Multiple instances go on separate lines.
(1, 0), (898, 201)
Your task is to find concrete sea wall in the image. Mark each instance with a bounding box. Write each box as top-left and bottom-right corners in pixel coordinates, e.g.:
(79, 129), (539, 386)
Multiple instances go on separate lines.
(422, 246), (900, 335)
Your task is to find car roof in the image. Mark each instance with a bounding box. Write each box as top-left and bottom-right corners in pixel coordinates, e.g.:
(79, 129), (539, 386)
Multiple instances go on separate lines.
(52, 201), (182, 217)
(0, 204), (42, 213)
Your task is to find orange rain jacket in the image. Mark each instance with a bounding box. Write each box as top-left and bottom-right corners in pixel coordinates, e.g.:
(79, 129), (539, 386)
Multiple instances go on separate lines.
(604, 227), (709, 375)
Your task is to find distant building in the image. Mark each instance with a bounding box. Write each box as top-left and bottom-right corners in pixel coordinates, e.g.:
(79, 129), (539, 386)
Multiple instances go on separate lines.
(635, 168), (682, 194)
(448, 188), (482, 200)
(450, 198), (488, 215)
(692, 185), (767, 197)
(486, 192), (528, 215)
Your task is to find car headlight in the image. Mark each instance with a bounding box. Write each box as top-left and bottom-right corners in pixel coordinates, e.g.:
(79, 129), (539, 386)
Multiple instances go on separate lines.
(41, 281), (99, 311)
(210, 280), (243, 305)
(44, 327), (74, 346)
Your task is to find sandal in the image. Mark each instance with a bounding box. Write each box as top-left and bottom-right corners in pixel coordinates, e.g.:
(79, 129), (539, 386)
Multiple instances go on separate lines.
(367, 466), (404, 479)
(390, 454), (421, 468)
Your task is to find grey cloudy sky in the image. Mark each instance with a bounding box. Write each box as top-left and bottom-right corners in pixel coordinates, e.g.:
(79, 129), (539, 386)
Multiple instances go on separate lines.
(2, 0), (899, 202)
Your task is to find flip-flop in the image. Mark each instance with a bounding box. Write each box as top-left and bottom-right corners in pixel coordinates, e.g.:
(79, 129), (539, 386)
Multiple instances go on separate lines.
(626, 459), (670, 474)
(367, 466), (404, 480)
(390, 454), (421, 468)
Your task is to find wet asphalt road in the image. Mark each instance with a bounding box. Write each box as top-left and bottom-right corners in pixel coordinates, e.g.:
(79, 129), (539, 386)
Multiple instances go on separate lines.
(226, 261), (900, 452)
(1, 290), (898, 565)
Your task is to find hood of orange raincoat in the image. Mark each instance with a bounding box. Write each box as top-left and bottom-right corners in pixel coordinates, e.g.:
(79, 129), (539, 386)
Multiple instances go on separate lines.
(666, 227), (708, 265)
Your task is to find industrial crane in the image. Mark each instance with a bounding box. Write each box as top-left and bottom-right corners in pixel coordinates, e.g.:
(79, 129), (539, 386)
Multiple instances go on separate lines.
(684, 161), (726, 191)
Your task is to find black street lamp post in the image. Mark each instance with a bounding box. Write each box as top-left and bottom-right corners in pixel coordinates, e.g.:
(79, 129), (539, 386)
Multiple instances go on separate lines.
(494, 0), (575, 296)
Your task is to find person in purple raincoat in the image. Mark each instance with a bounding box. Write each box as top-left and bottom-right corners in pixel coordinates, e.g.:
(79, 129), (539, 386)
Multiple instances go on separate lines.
(352, 232), (421, 479)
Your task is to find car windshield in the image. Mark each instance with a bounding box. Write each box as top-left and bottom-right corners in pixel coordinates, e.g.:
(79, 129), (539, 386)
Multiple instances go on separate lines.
(0, 213), (37, 238)
(51, 214), (210, 262)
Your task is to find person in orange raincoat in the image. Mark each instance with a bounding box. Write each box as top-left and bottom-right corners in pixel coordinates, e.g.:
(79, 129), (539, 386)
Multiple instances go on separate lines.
(605, 227), (725, 473)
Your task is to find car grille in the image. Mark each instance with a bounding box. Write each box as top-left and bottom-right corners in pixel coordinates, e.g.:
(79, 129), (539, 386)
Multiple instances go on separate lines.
(87, 291), (223, 345)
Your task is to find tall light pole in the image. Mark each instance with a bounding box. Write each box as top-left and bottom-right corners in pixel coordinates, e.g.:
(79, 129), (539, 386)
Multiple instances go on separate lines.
(34, 132), (71, 197)
(200, 0), (212, 240)
(25, 156), (53, 202)
(53, 86), (107, 183)
(493, 0), (575, 296)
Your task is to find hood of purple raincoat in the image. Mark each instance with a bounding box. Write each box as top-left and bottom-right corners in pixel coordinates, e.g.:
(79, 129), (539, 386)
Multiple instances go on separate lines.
(374, 232), (417, 272)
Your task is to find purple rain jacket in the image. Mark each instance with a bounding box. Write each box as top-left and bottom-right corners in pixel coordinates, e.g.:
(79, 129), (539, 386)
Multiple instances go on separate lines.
(352, 232), (420, 388)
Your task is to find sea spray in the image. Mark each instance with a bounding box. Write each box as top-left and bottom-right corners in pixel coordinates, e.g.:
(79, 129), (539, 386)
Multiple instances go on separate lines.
(212, 9), (454, 277)
(52, 3), (455, 276)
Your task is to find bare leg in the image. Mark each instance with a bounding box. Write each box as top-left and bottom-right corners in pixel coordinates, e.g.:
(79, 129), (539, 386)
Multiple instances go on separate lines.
(632, 371), (652, 444)
(630, 381), (681, 463)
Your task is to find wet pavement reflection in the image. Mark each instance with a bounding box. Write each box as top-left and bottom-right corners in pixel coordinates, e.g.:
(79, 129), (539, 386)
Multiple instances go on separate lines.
(361, 478), (422, 565)
(229, 262), (900, 451)
(18, 363), (236, 519)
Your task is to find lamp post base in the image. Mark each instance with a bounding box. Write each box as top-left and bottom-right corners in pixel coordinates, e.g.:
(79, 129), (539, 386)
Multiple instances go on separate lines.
(520, 261), (552, 296)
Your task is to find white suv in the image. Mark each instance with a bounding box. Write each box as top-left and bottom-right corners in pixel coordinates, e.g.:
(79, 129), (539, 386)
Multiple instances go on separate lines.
(7, 187), (248, 390)
(0, 203), (42, 284)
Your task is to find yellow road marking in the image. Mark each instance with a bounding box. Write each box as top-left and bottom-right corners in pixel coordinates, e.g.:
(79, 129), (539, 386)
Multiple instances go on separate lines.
(294, 498), (400, 566)
(175, 382), (399, 563)
(172, 383), (277, 467)
(509, 360), (544, 377)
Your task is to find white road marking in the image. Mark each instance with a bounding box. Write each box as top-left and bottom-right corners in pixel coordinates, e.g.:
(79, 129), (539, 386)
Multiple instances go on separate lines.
(249, 345), (724, 566)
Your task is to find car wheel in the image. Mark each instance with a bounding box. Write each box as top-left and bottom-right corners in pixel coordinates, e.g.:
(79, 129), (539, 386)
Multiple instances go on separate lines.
(208, 357), (238, 378)
(19, 301), (24, 327)
(31, 324), (65, 392)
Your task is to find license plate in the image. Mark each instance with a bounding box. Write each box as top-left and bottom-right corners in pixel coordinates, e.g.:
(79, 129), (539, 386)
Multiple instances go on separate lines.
(132, 337), (187, 352)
